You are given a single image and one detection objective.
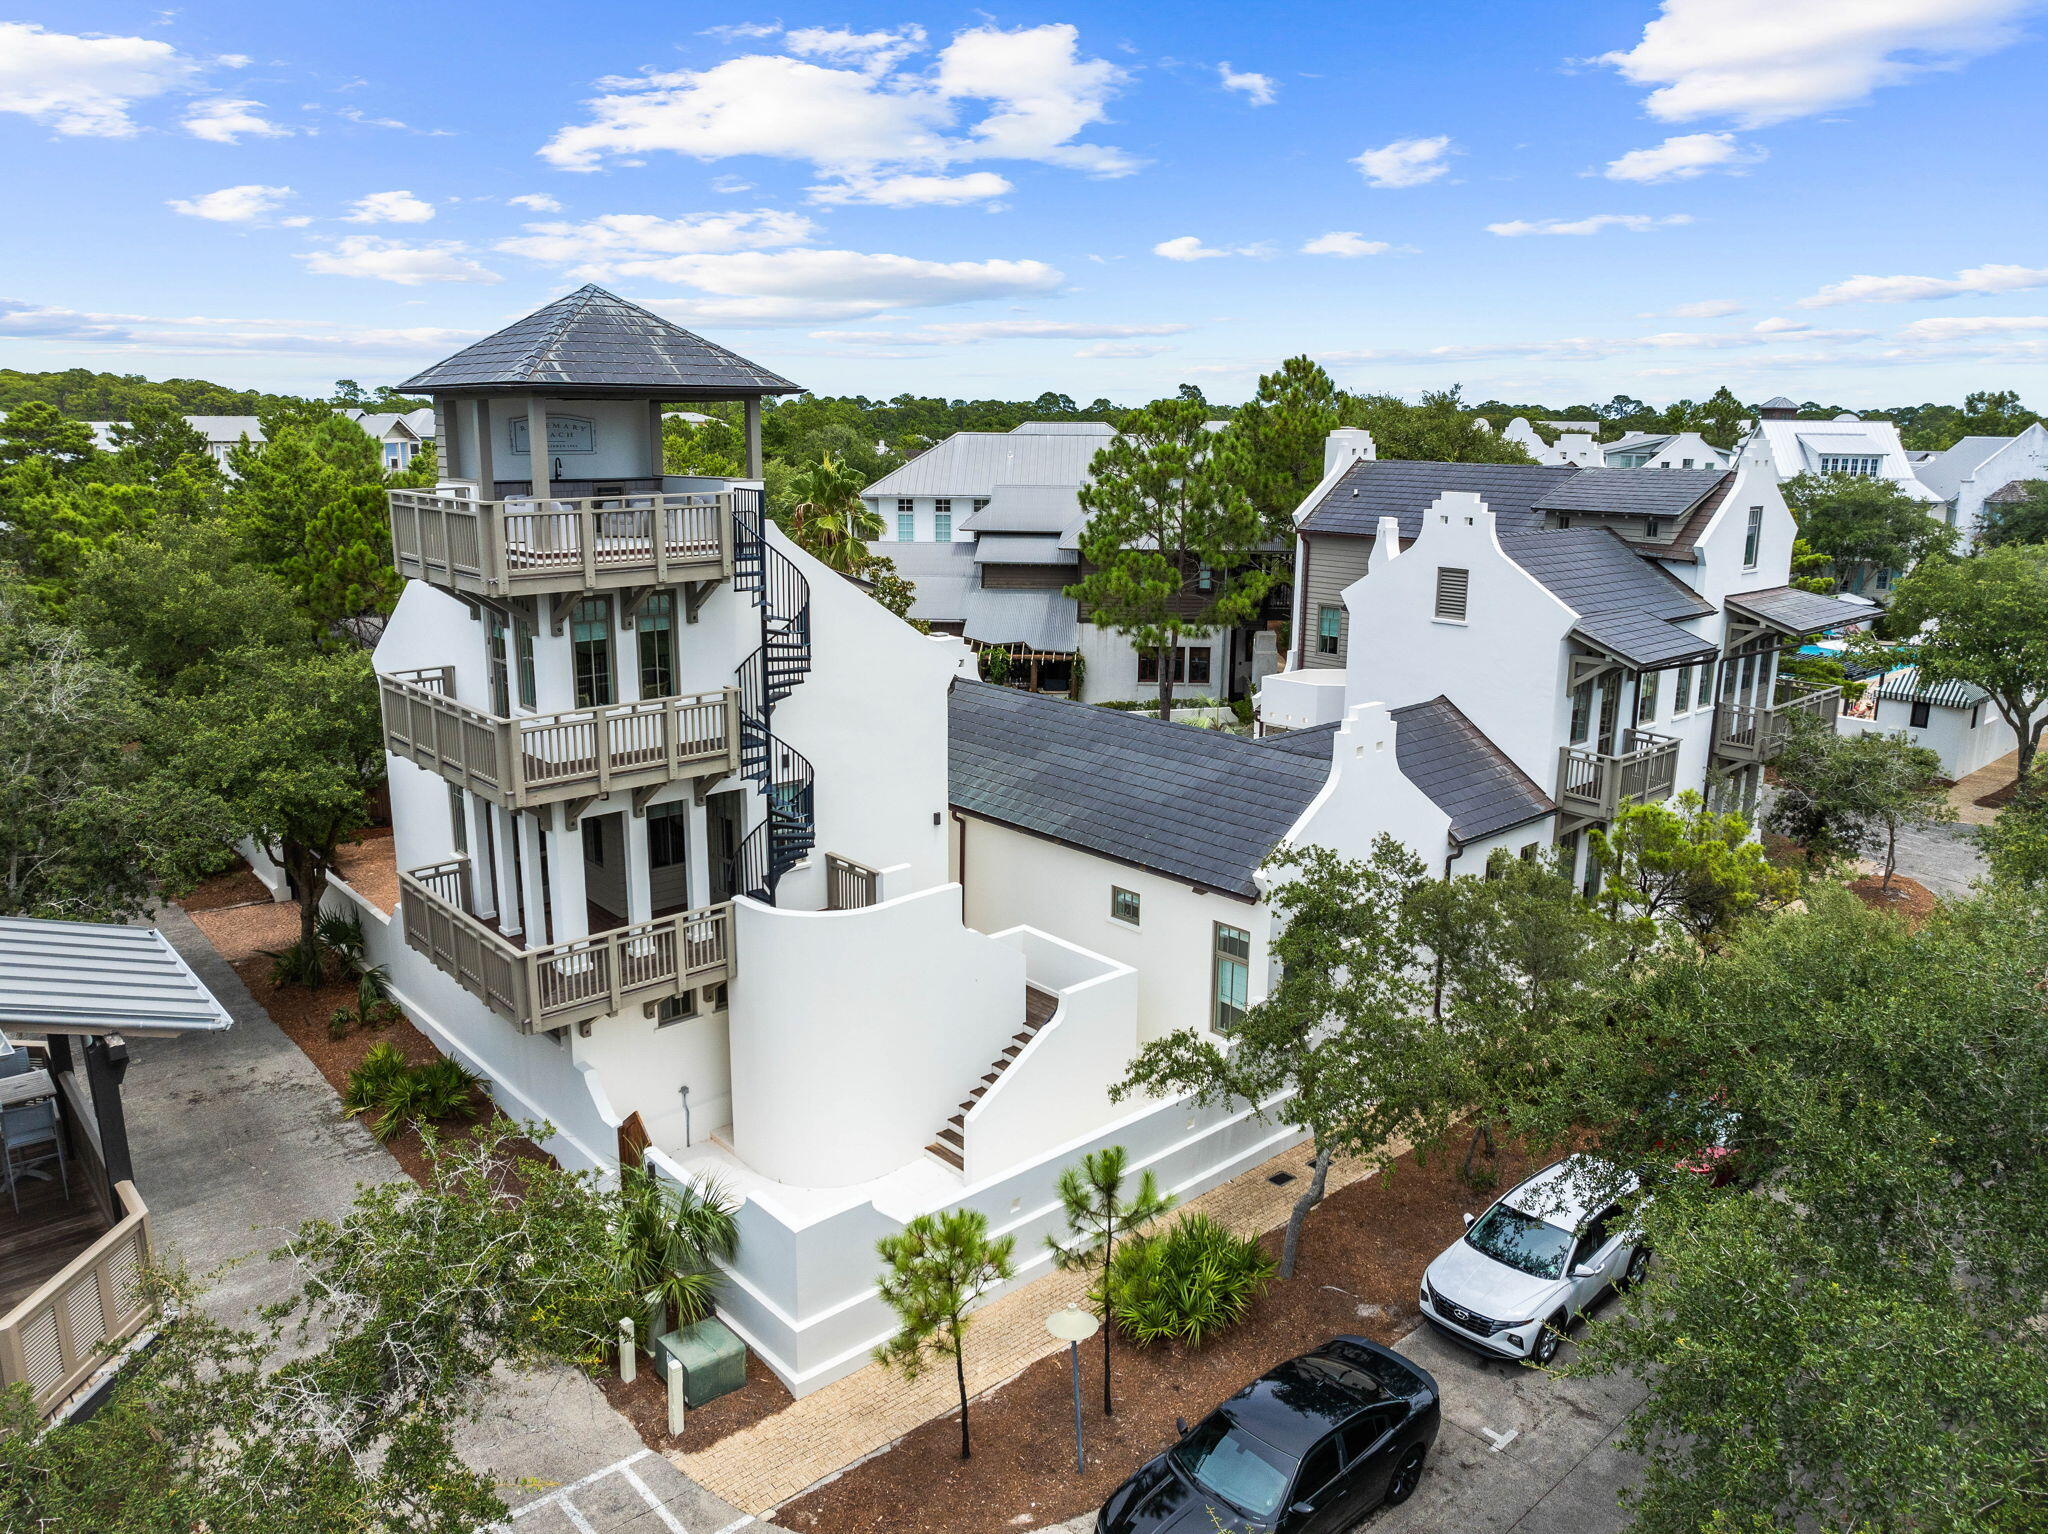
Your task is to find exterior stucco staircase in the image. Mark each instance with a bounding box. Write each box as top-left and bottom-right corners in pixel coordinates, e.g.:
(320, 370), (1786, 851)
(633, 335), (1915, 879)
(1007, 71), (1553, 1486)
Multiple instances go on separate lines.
(926, 984), (1060, 1172)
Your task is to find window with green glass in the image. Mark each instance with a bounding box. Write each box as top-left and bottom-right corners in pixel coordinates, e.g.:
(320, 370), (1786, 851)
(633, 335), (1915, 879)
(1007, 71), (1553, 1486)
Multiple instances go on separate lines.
(571, 596), (614, 708)
(513, 613), (537, 709)
(1110, 887), (1140, 925)
(1213, 923), (1250, 1031)
(637, 592), (675, 699)
(1637, 669), (1660, 723)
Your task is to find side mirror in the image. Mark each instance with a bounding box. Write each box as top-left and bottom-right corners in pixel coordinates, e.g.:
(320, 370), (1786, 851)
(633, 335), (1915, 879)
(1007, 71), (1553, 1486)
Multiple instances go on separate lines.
(1461, 1212), (1475, 1228)
(1572, 1261), (1606, 1279)
(1175, 1417), (1189, 1438)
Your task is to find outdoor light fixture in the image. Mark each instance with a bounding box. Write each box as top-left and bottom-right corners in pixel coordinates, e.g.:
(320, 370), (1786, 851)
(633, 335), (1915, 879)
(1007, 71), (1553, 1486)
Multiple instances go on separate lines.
(1045, 1307), (1100, 1474)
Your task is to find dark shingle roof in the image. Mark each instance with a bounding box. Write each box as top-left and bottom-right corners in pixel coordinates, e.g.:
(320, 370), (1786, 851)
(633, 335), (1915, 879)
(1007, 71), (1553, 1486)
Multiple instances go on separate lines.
(1299, 459), (1569, 539)
(1569, 608), (1719, 669)
(1498, 527), (1714, 622)
(398, 285), (804, 395)
(948, 682), (1330, 898)
(1531, 468), (1727, 518)
(1387, 698), (1554, 843)
(1726, 585), (1879, 636)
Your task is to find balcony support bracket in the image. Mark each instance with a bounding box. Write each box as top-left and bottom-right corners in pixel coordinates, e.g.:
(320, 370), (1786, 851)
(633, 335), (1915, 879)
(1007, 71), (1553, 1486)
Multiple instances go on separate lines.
(545, 593), (569, 637)
(559, 794), (598, 831)
(683, 580), (717, 625)
(1569, 653), (1619, 690)
(630, 784), (664, 818)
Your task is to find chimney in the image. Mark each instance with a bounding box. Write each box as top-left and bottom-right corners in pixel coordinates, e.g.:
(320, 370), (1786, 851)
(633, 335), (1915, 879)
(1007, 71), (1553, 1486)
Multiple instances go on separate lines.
(1759, 396), (1798, 420)
(1324, 427), (1376, 479)
(1367, 515), (1404, 572)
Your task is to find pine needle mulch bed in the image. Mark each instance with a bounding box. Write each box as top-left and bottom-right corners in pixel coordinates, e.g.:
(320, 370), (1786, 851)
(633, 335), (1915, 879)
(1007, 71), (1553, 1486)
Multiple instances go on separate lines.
(1845, 873), (1937, 928)
(1975, 776), (2024, 811)
(776, 1140), (1539, 1534)
(599, 1346), (795, 1455)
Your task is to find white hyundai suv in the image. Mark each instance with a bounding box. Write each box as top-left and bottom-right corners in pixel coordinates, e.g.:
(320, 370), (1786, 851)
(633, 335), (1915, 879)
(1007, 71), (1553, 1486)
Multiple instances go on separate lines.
(1418, 1156), (1648, 1365)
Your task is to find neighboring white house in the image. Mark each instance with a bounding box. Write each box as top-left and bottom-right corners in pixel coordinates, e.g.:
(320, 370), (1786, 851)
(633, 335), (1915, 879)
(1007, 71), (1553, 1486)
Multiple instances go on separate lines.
(1736, 397), (1943, 505)
(342, 407), (435, 470)
(77, 407), (435, 473)
(1911, 424), (2048, 547)
(1502, 417), (1602, 467)
(1841, 664), (2026, 780)
(1604, 430), (1732, 471)
(865, 420), (1256, 703)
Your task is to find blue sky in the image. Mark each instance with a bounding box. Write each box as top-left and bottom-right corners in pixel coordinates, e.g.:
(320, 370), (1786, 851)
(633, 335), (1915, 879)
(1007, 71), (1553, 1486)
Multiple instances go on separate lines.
(4, 1), (2046, 405)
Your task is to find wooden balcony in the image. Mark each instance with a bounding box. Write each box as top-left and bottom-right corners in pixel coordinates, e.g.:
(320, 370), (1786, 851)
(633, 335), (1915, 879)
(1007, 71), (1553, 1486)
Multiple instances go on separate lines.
(379, 667), (741, 813)
(1713, 682), (1843, 765)
(1557, 729), (1680, 825)
(388, 486), (734, 598)
(825, 854), (882, 910)
(399, 859), (731, 1034)
(0, 1178), (152, 1421)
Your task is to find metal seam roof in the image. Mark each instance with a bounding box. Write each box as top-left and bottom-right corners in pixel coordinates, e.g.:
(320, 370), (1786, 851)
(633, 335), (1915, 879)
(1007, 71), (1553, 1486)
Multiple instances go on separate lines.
(0, 917), (236, 1036)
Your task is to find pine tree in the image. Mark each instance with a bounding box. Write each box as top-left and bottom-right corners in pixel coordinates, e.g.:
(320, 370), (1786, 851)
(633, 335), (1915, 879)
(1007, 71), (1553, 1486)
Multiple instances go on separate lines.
(0, 400), (99, 470)
(1047, 1146), (1172, 1415)
(1218, 356), (1342, 537)
(873, 1210), (1017, 1460)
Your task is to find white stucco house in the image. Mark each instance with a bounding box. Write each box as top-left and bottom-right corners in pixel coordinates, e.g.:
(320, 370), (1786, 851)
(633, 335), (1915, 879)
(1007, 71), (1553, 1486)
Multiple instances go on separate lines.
(1736, 397), (1943, 505)
(1912, 424), (2048, 547)
(342, 407), (436, 470)
(1839, 664), (2025, 781)
(864, 421), (1265, 703)
(1604, 430), (1732, 471)
(78, 407), (435, 473)
(1502, 417), (1602, 467)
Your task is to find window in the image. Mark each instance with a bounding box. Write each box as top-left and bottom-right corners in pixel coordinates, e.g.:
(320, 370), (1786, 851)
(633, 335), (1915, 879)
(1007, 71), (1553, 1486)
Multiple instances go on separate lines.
(1137, 647), (1213, 685)
(513, 613), (537, 709)
(1295, 1437), (1343, 1502)
(1316, 606), (1342, 655)
(637, 592), (675, 699)
(1819, 454), (1883, 477)
(1577, 1204), (1620, 1264)
(972, 498), (990, 514)
(1909, 698), (1932, 728)
(1673, 664), (1693, 715)
(1569, 681), (1593, 745)
(1187, 646), (1212, 686)
(383, 442), (401, 468)
(1876, 567), (1894, 591)
(1213, 923), (1250, 1031)
(656, 991), (700, 1027)
(1743, 506), (1764, 569)
(1338, 1404), (1404, 1465)
(1638, 670), (1660, 723)
(487, 614), (512, 716)
(581, 817), (606, 865)
(1434, 566), (1470, 621)
(571, 597), (614, 707)
(448, 786), (467, 854)
(1110, 887), (1141, 925)
(1644, 518), (1662, 539)
(933, 509), (952, 542)
(648, 802), (688, 868)
(1681, 458), (1694, 469)
(897, 513), (915, 542)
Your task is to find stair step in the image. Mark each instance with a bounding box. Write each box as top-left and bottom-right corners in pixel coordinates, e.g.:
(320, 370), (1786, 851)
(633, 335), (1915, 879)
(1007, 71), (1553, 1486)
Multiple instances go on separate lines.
(937, 1123), (963, 1146)
(926, 1142), (964, 1171)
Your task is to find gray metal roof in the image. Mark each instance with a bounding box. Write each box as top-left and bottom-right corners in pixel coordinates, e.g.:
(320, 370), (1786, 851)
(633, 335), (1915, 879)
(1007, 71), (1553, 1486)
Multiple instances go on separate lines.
(1570, 608), (1719, 669)
(1531, 468), (1727, 519)
(959, 483), (1084, 534)
(1912, 435), (2014, 502)
(1010, 421), (1116, 435)
(0, 917), (236, 1038)
(1387, 697), (1555, 843)
(1726, 585), (1878, 636)
(974, 534), (1074, 566)
(949, 682), (1331, 898)
(865, 430), (1109, 499)
(397, 285), (804, 395)
(1874, 665), (1988, 709)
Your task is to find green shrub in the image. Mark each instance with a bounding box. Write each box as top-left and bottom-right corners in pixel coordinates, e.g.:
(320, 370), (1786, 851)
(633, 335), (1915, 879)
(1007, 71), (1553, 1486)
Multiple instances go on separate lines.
(409, 1057), (482, 1122)
(264, 937), (330, 988)
(328, 1006), (357, 1041)
(1100, 1213), (1274, 1347)
(341, 1044), (480, 1141)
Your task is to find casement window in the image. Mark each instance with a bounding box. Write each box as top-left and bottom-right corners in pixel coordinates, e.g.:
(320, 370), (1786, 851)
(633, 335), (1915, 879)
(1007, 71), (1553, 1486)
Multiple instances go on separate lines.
(1876, 567), (1894, 591)
(648, 801), (688, 868)
(1212, 923), (1251, 1032)
(1110, 887), (1141, 925)
(1743, 506), (1764, 569)
(1316, 606), (1342, 655)
(513, 613), (537, 709)
(656, 990), (700, 1027)
(1434, 566), (1470, 621)
(933, 509), (952, 542)
(1681, 458), (1694, 469)
(972, 498), (990, 515)
(1137, 647), (1213, 685)
(1819, 455), (1883, 477)
(448, 786), (467, 854)
(1644, 518), (1663, 539)
(570, 596), (615, 708)
(636, 592), (675, 699)
(896, 513), (915, 542)
(1673, 664), (1693, 715)
(487, 613), (512, 716)
(1909, 699), (1932, 728)
(1569, 680), (1594, 745)
(1637, 670), (1660, 723)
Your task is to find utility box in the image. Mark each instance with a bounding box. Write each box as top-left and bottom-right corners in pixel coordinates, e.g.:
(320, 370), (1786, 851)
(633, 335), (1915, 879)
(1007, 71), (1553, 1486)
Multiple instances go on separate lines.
(654, 1318), (746, 1407)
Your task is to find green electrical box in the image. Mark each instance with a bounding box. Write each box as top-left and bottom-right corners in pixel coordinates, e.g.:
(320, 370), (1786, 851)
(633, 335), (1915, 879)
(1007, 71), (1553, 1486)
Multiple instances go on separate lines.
(654, 1318), (746, 1407)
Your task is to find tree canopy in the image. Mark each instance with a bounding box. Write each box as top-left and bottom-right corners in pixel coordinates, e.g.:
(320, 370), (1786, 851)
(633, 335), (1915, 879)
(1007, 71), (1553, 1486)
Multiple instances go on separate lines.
(1781, 471), (1952, 589)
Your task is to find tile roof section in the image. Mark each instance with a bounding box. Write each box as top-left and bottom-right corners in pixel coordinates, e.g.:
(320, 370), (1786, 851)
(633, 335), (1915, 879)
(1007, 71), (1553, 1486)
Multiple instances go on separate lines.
(397, 285), (804, 394)
(1570, 608), (1720, 669)
(949, 681), (1331, 897)
(1530, 467), (1726, 518)
(1298, 459), (1570, 539)
(1387, 697), (1556, 843)
(1725, 585), (1879, 635)
(1497, 527), (1715, 621)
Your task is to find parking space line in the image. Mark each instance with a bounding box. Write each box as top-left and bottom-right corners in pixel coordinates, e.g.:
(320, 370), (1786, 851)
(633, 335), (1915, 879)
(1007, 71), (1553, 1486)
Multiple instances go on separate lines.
(1481, 1427), (1520, 1452)
(618, 1463), (691, 1534)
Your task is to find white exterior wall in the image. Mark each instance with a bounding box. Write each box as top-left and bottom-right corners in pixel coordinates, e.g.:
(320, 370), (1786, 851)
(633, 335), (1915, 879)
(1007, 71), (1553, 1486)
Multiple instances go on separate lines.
(1077, 623), (1233, 705)
(1952, 427), (2048, 549)
(870, 494), (975, 543)
(1284, 701), (1457, 866)
(1846, 693), (2018, 779)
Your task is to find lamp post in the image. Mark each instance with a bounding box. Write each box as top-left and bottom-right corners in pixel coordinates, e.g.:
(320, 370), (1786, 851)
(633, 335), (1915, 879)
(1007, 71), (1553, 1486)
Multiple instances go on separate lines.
(1046, 1307), (1101, 1475)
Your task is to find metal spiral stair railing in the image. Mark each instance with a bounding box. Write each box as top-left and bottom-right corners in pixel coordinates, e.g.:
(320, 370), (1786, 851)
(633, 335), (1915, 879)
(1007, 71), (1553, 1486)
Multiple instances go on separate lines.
(730, 492), (816, 903)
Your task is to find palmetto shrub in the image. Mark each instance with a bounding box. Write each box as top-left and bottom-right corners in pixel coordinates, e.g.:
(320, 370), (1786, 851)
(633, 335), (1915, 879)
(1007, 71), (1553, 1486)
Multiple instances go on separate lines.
(341, 1043), (482, 1141)
(1100, 1213), (1275, 1347)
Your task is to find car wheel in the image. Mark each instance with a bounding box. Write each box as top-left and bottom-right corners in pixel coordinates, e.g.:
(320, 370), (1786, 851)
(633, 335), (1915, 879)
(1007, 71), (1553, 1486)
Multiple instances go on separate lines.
(1621, 1246), (1652, 1290)
(1384, 1445), (1427, 1507)
(1532, 1310), (1568, 1366)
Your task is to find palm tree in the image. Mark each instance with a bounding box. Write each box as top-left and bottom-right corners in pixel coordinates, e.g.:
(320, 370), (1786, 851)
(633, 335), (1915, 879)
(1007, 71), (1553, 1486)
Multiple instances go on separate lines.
(615, 1166), (740, 1341)
(783, 453), (882, 574)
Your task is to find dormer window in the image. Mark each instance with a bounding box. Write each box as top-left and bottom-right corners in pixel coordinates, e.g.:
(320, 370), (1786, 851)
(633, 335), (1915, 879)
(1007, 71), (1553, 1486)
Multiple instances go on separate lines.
(1434, 567), (1470, 622)
(1644, 518), (1663, 539)
(1819, 454), (1882, 477)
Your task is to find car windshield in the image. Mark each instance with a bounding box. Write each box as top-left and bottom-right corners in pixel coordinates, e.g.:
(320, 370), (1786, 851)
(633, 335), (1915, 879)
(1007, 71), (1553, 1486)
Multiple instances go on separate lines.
(1170, 1414), (1295, 1520)
(1465, 1203), (1574, 1279)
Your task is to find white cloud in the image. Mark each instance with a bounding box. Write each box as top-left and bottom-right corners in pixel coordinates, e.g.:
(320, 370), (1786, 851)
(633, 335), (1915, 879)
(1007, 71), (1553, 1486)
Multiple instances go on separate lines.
(1217, 63), (1275, 106)
(783, 25), (927, 72)
(1898, 314), (2048, 340)
(614, 248), (1064, 324)
(1076, 341), (1171, 358)
(1798, 262), (2048, 307)
(183, 95), (291, 142)
(0, 296), (478, 356)
(0, 21), (199, 137)
(1302, 231), (1393, 257)
(1153, 235), (1269, 261)
(1352, 135), (1452, 189)
(299, 237), (501, 285)
(808, 319), (1191, 344)
(1644, 299), (1745, 318)
(167, 183), (293, 222)
(807, 170), (1012, 206)
(496, 209), (818, 270)
(1487, 213), (1693, 236)
(506, 193), (562, 211)
(345, 189), (435, 224)
(1603, 132), (1765, 183)
(702, 22), (782, 41)
(335, 106), (452, 136)
(1597, 0), (2034, 127)
(711, 174), (754, 194)
(539, 23), (1138, 199)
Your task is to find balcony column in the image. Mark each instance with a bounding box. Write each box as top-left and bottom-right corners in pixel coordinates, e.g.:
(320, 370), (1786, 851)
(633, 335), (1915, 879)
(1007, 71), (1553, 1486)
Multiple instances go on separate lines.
(648, 400), (666, 481)
(473, 397), (495, 498)
(489, 803), (523, 932)
(744, 395), (763, 479)
(544, 814), (590, 943)
(530, 395), (552, 501)
(515, 810), (549, 944)
(622, 811), (654, 923)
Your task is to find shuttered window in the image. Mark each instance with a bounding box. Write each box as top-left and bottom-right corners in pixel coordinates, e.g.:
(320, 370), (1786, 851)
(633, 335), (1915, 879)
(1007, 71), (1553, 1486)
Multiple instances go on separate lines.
(1434, 566), (1470, 621)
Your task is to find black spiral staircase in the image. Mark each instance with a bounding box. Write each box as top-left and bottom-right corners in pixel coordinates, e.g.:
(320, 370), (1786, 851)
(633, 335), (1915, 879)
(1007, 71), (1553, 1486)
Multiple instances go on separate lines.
(731, 493), (816, 903)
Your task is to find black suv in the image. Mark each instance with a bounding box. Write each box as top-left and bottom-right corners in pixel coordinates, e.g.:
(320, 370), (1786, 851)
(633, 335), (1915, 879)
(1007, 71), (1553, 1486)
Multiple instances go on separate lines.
(1096, 1337), (1439, 1533)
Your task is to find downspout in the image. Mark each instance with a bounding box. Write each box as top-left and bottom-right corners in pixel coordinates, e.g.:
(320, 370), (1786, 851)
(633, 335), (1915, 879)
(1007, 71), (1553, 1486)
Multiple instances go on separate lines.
(1433, 839), (1467, 1022)
(950, 809), (969, 921)
(1291, 537), (1311, 670)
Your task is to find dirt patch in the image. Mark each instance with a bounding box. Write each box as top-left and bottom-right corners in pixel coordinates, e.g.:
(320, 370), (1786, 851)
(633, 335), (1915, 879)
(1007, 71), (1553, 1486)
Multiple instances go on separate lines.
(1975, 776), (2025, 811)
(334, 827), (399, 916)
(600, 1343), (795, 1456)
(777, 1139), (1537, 1534)
(177, 857), (272, 912)
(1846, 873), (1936, 926)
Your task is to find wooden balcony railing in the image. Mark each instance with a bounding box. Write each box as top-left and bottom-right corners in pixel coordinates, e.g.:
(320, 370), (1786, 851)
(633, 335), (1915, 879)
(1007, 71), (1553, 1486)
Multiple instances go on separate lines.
(0, 1181), (152, 1420)
(379, 667), (740, 810)
(1557, 729), (1680, 823)
(1713, 682), (1843, 764)
(399, 859), (731, 1034)
(388, 487), (735, 597)
(825, 854), (882, 911)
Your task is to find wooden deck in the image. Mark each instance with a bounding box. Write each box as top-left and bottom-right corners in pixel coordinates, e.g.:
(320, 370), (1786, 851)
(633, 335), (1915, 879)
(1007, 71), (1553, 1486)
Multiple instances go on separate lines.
(0, 1172), (107, 1314)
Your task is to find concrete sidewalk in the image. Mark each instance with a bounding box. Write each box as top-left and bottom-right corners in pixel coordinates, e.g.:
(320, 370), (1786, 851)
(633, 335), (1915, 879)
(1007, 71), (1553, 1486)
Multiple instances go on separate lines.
(128, 905), (756, 1533)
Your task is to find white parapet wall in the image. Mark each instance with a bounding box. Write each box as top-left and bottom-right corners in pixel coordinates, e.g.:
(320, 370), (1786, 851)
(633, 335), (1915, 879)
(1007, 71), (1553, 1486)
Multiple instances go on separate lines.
(1256, 668), (1349, 732)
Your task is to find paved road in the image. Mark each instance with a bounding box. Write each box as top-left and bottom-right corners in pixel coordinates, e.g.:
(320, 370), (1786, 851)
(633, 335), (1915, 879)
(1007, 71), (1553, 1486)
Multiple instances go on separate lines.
(1879, 820), (1986, 900)
(127, 906), (757, 1534)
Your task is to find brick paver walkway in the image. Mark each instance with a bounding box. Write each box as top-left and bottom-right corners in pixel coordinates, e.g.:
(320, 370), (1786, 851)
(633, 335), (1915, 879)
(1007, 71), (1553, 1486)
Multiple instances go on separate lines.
(673, 1132), (1409, 1516)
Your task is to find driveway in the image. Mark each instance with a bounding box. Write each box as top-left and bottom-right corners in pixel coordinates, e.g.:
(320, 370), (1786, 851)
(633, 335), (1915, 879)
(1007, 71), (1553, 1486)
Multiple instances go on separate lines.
(123, 906), (762, 1534)
(1875, 820), (1985, 900)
